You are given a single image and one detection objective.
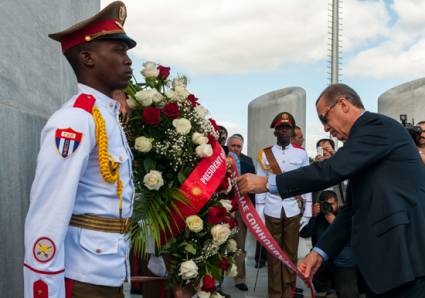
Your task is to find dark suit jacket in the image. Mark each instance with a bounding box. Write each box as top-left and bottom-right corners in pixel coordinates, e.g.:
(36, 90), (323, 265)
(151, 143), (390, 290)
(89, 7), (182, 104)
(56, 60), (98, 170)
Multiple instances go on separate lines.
(240, 153), (256, 204)
(276, 112), (425, 294)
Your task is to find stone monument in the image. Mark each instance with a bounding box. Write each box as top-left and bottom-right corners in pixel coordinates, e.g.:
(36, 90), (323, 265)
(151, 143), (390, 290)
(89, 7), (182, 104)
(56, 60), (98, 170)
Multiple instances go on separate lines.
(0, 1), (99, 295)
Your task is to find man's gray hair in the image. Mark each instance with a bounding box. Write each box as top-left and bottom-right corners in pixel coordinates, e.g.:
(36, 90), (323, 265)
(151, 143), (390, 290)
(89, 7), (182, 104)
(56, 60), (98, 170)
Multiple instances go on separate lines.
(227, 134), (244, 146)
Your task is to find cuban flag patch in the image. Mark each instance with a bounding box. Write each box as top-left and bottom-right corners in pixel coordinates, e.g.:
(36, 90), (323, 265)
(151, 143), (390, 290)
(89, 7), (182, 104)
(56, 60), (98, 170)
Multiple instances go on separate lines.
(55, 128), (83, 158)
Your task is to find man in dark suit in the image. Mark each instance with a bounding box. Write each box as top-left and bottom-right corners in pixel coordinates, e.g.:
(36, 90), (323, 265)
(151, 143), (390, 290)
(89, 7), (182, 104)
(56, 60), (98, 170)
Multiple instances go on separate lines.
(237, 84), (425, 297)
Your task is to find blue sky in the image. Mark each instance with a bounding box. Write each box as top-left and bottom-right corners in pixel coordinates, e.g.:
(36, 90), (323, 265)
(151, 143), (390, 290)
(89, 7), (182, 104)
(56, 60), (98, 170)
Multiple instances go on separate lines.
(103, 0), (425, 155)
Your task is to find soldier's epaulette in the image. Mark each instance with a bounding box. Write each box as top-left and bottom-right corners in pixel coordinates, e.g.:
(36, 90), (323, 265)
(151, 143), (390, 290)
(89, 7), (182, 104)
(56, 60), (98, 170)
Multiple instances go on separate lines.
(73, 93), (96, 114)
(257, 147), (272, 171)
(292, 143), (305, 150)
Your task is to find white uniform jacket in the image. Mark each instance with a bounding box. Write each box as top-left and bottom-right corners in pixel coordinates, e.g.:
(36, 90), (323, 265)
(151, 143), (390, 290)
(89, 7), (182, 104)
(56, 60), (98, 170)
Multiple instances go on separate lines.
(255, 144), (312, 219)
(23, 84), (134, 297)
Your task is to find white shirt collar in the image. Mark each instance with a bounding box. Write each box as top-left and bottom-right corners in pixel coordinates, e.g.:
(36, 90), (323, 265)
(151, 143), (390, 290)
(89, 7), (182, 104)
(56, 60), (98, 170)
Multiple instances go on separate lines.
(274, 143), (293, 151)
(77, 83), (120, 112)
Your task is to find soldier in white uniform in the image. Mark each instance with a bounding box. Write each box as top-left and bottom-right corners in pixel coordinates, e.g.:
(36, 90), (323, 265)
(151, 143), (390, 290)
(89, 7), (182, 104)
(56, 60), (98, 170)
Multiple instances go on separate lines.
(255, 112), (312, 298)
(23, 2), (136, 297)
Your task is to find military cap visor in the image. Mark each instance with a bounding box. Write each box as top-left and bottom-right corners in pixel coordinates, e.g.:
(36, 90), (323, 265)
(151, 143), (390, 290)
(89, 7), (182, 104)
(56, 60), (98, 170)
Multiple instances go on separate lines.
(48, 1), (136, 52)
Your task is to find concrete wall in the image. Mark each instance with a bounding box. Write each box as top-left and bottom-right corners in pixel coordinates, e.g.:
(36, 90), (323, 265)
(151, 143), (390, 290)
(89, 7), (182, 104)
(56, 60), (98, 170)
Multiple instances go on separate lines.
(0, 1), (99, 295)
(378, 77), (425, 124)
(247, 87), (306, 160)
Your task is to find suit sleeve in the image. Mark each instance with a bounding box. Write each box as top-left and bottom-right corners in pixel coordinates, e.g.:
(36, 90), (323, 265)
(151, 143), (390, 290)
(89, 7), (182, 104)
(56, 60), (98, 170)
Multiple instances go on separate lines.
(276, 116), (391, 198)
(23, 108), (95, 298)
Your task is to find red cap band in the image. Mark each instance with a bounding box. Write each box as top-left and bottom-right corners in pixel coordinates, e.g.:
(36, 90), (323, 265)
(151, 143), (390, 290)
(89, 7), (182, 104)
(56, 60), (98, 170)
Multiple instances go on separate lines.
(60, 19), (123, 52)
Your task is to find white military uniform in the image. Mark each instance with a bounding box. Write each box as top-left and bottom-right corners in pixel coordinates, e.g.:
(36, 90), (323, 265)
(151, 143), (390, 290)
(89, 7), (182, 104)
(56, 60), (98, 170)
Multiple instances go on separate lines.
(24, 83), (134, 297)
(255, 143), (312, 220)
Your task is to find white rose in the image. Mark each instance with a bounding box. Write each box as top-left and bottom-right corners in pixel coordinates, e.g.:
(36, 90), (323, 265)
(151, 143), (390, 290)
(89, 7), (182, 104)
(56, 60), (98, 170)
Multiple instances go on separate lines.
(135, 90), (152, 107)
(175, 85), (190, 100)
(211, 293), (224, 298)
(192, 132), (209, 145)
(143, 170), (164, 190)
(172, 118), (192, 135)
(219, 199), (233, 212)
(172, 77), (187, 89)
(165, 89), (178, 101)
(186, 215), (204, 233)
(134, 136), (153, 153)
(226, 239), (238, 253)
(226, 263), (238, 277)
(127, 97), (138, 109)
(179, 260), (198, 280)
(194, 105), (208, 119)
(196, 144), (213, 158)
(211, 224), (231, 245)
(149, 88), (165, 103)
(197, 291), (211, 298)
(141, 61), (159, 79)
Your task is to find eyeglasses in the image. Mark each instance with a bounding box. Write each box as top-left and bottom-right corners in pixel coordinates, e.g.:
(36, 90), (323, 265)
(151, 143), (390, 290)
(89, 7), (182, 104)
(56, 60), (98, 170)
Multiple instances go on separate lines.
(318, 100), (340, 125)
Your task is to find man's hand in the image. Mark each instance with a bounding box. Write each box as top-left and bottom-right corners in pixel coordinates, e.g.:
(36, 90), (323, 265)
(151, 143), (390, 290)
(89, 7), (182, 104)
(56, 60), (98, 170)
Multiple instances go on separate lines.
(324, 212), (336, 224)
(312, 203), (321, 217)
(314, 154), (325, 161)
(236, 174), (268, 195)
(298, 251), (323, 279)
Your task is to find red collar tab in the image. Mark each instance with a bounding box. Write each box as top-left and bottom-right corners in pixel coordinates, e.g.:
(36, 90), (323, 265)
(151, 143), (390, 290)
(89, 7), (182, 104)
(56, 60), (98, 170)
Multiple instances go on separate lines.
(73, 93), (96, 114)
(61, 19), (124, 52)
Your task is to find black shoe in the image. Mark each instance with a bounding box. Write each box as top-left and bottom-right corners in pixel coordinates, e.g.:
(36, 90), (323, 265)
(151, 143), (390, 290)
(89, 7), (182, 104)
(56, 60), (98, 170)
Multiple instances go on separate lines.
(235, 283), (248, 291)
(258, 260), (266, 268)
(217, 289), (231, 298)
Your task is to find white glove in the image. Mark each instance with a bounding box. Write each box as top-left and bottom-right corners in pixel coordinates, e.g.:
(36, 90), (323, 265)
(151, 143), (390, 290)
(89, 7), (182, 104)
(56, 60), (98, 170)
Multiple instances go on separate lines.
(147, 255), (167, 277)
(255, 203), (265, 223)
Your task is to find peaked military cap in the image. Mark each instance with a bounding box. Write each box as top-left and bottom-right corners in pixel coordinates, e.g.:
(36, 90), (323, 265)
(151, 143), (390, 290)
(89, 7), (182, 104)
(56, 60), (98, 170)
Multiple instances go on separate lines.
(270, 112), (296, 128)
(49, 1), (136, 52)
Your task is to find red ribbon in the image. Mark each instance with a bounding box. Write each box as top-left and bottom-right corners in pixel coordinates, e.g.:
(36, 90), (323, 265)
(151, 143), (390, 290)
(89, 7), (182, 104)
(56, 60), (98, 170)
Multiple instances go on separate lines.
(229, 157), (315, 298)
(161, 139), (227, 242)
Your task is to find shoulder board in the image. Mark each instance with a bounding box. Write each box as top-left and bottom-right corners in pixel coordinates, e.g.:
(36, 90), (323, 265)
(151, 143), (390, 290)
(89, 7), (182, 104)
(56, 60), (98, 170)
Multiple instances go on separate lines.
(73, 93), (96, 114)
(292, 143), (305, 150)
(257, 148), (271, 171)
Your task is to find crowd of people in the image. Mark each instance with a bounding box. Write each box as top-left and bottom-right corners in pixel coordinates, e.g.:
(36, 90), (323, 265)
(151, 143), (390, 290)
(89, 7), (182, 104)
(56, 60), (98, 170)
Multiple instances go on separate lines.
(22, 2), (425, 298)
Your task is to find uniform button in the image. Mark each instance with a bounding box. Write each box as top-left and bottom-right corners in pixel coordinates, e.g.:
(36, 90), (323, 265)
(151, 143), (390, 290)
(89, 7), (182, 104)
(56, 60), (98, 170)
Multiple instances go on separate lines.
(109, 102), (113, 108)
(119, 156), (124, 161)
(96, 248), (102, 254)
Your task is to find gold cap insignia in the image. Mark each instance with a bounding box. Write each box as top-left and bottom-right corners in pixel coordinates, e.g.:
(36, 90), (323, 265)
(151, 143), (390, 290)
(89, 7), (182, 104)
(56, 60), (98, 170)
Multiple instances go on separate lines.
(119, 5), (126, 22)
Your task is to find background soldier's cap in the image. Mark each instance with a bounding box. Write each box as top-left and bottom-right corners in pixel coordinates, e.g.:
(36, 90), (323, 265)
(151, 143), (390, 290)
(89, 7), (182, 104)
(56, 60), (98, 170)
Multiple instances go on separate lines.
(48, 1), (136, 53)
(270, 112), (296, 128)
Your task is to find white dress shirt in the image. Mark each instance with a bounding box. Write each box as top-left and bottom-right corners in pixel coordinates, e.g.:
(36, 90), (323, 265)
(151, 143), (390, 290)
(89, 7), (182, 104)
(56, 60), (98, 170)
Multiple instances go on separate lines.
(24, 84), (134, 297)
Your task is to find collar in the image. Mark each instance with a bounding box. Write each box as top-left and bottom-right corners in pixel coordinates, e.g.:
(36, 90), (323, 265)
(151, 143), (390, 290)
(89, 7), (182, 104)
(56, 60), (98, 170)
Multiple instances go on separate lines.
(77, 83), (120, 113)
(274, 143), (292, 151)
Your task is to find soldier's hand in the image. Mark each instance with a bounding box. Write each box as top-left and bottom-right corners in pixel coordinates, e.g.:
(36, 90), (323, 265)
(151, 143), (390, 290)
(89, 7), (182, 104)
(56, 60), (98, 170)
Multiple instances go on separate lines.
(237, 173), (268, 195)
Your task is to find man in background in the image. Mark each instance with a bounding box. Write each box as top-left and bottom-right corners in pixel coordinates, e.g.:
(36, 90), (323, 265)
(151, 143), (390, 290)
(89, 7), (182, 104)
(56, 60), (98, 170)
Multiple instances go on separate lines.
(227, 134), (255, 291)
(293, 126), (305, 148)
(415, 121), (425, 164)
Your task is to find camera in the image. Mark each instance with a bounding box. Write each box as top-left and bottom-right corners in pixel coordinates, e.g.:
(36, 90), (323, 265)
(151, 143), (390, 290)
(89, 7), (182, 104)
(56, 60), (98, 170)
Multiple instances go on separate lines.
(320, 201), (333, 215)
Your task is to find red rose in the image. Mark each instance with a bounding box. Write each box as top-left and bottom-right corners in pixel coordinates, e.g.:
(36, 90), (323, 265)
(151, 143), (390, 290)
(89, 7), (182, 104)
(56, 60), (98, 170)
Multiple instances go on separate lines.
(230, 197), (238, 212)
(157, 65), (170, 80)
(209, 118), (219, 132)
(223, 216), (237, 229)
(162, 103), (180, 119)
(217, 177), (230, 193)
(187, 94), (199, 107)
(219, 257), (230, 272)
(143, 107), (161, 125)
(207, 206), (227, 224)
(201, 274), (216, 292)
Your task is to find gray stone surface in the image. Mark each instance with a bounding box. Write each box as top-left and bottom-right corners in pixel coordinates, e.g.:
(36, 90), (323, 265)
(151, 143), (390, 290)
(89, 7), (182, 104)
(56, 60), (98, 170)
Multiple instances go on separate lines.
(0, 1), (99, 296)
(378, 77), (425, 124)
(247, 87), (306, 159)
